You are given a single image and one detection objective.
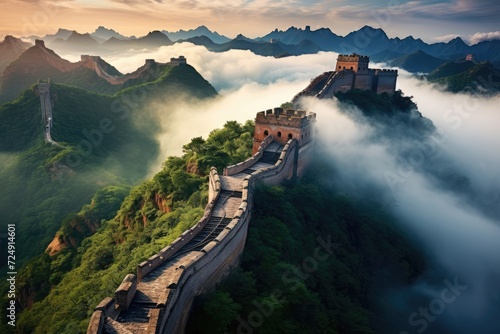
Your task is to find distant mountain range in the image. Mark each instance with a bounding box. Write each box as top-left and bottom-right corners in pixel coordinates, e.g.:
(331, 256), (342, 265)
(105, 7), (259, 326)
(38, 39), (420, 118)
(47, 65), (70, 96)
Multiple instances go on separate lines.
(17, 24), (499, 66)
(181, 34), (320, 57)
(2, 24), (498, 100)
(48, 30), (173, 53)
(162, 26), (230, 44)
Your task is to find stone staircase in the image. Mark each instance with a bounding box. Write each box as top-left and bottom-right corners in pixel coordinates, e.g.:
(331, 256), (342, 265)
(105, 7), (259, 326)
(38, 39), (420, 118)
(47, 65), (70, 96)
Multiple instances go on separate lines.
(96, 143), (287, 334)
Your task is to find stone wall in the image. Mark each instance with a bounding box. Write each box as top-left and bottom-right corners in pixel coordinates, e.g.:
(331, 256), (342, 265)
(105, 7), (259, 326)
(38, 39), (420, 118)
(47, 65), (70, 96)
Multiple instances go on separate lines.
(225, 135), (273, 176)
(354, 69), (375, 90)
(375, 69), (398, 94)
(136, 167), (221, 280)
(156, 139), (299, 333)
(87, 135), (311, 334)
(115, 274), (137, 311)
(323, 71), (355, 96)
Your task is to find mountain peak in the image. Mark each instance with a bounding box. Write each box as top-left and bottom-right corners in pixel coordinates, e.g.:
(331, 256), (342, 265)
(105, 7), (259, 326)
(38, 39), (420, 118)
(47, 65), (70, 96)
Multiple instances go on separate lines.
(234, 34), (252, 41)
(195, 25), (210, 32)
(4, 35), (19, 43)
(360, 25), (379, 31)
(147, 30), (165, 36)
(55, 28), (72, 35)
(450, 36), (466, 44)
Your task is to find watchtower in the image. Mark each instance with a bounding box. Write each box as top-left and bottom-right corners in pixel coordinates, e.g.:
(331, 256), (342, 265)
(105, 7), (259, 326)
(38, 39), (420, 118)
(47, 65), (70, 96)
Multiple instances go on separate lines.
(168, 56), (187, 67)
(252, 108), (316, 154)
(336, 54), (370, 73)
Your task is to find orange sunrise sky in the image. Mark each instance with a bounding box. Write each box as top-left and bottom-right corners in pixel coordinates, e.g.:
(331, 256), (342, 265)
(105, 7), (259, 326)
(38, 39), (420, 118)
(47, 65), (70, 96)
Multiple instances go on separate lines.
(0, 0), (499, 43)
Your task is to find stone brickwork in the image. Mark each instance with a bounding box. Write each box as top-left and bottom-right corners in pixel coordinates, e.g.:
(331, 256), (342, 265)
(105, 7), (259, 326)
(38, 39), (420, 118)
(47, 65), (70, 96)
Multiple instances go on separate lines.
(354, 69), (376, 90)
(115, 274), (137, 311)
(336, 54), (370, 72)
(375, 69), (398, 94)
(87, 108), (316, 334)
(252, 108), (316, 154)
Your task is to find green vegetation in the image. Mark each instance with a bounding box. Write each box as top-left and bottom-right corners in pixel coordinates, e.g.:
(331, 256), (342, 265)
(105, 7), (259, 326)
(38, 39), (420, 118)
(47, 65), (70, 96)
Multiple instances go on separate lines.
(335, 89), (416, 116)
(1, 120), (253, 334)
(0, 83), (157, 265)
(389, 50), (446, 73)
(187, 160), (426, 334)
(334, 89), (435, 138)
(0, 61), (219, 332)
(427, 61), (500, 94)
(0, 63), (217, 265)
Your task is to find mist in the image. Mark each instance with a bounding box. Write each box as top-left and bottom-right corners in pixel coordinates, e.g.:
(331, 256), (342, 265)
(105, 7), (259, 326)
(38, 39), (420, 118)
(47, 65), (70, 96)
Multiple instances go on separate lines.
(302, 72), (500, 333)
(85, 44), (336, 174)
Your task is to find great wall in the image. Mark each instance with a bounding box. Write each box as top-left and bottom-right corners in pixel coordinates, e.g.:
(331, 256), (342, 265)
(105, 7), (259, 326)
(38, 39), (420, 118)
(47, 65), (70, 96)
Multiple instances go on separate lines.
(37, 79), (58, 145)
(79, 52), (394, 334)
(32, 39), (186, 86)
(292, 53), (398, 103)
(87, 108), (316, 334)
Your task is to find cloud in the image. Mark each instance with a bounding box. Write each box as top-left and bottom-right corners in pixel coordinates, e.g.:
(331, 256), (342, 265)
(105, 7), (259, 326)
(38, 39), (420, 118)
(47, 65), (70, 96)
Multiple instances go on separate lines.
(308, 71), (500, 333)
(468, 31), (500, 44)
(82, 43), (334, 174)
(431, 33), (460, 43)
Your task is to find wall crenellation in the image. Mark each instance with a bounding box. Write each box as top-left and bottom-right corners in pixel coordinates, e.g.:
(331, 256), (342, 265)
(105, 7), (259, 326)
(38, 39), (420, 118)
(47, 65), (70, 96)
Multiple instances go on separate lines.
(253, 108), (316, 154)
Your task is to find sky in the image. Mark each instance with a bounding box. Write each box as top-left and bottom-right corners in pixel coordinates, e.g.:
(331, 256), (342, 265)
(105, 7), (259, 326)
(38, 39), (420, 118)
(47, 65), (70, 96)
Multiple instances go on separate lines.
(0, 0), (499, 43)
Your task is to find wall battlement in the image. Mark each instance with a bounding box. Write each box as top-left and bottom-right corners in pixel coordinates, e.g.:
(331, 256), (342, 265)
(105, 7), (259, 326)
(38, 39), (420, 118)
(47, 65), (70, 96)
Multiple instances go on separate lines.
(337, 54), (370, 62)
(253, 108), (316, 154)
(255, 108), (315, 125)
(87, 109), (316, 334)
(375, 69), (398, 74)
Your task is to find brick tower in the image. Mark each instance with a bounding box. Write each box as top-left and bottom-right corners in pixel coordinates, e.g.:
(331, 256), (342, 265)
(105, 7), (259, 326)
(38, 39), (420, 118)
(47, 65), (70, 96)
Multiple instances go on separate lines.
(335, 54), (370, 72)
(252, 107), (316, 154)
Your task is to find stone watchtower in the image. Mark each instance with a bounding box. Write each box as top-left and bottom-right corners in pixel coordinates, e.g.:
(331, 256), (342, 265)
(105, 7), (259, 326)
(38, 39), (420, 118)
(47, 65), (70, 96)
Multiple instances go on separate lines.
(252, 107), (316, 154)
(336, 54), (370, 72)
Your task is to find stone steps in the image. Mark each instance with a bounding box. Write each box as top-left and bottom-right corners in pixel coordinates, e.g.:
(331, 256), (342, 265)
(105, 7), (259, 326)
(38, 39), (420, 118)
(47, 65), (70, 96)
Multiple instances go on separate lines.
(260, 147), (283, 164)
(103, 143), (286, 333)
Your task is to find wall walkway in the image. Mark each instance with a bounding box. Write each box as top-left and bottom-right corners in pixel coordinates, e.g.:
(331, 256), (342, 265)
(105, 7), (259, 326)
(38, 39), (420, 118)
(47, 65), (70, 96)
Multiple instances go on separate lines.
(87, 136), (312, 334)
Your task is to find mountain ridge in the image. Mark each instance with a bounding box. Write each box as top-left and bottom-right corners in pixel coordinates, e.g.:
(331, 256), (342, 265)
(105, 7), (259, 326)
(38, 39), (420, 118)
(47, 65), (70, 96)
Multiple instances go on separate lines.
(5, 25), (500, 78)
(0, 40), (211, 103)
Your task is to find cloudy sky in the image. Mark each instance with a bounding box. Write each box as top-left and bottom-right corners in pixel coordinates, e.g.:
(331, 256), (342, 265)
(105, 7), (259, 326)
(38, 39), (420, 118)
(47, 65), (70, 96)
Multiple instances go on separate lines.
(0, 0), (499, 43)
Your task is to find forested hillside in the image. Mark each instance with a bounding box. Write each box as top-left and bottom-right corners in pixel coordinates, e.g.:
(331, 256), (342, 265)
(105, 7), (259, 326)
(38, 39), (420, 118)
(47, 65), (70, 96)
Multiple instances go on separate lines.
(0, 63), (217, 265)
(1, 121), (253, 334)
(186, 159), (426, 334)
